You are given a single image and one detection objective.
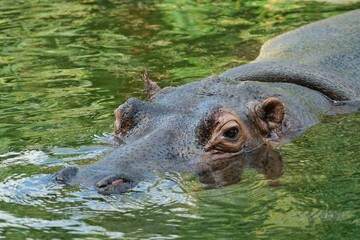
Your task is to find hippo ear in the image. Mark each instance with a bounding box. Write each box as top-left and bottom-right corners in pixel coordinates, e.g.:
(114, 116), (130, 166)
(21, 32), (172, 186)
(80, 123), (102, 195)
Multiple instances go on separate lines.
(143, 71), (161, 101)
(252, 97), (285, 135)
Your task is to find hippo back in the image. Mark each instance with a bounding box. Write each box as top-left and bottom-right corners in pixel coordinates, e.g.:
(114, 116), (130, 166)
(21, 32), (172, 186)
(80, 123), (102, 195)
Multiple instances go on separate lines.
(222, 10), (360, 101)
(256, 9), (360, 84)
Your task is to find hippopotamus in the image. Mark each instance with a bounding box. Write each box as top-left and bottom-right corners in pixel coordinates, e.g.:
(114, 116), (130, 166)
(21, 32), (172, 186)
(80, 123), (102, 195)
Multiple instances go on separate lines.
(56, 10), (360, 194)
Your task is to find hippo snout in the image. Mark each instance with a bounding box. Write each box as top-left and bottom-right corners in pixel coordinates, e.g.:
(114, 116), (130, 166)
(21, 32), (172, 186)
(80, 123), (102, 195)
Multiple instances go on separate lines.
(55, 167), (78, 184)
(56, 167), (135, 195)
(95, 175), (133, 195)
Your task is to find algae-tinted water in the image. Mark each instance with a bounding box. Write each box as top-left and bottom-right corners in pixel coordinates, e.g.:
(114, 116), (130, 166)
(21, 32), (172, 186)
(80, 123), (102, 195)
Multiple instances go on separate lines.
(0, 0), (360, 238)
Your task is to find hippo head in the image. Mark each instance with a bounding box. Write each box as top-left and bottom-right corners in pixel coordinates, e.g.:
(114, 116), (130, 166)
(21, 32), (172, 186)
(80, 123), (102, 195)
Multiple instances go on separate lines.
(56, 77), (285, 194)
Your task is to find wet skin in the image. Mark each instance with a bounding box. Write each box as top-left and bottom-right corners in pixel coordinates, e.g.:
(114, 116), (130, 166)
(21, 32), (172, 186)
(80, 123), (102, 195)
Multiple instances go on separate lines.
(56, 10), (360, 195)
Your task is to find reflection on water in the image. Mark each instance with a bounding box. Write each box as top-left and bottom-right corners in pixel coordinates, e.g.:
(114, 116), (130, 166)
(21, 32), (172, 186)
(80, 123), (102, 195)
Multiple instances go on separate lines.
(197, 144), (283, 189)
(0, 0), (360, 238)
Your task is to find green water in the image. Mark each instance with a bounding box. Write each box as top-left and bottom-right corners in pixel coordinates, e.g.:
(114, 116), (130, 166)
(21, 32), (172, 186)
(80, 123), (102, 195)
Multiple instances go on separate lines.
(0, 0), (359, 238)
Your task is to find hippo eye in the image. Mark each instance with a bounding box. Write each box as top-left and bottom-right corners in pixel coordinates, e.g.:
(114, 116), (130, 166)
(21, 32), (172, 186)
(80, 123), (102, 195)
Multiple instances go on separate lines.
(196, 107), (249, 153)
(223, 127), (240, 140)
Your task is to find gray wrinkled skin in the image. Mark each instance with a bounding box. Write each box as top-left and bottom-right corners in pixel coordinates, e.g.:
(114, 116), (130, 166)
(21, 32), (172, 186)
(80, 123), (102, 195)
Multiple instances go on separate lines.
(223, 10), (360, 101)
(56, 10), (360, 195)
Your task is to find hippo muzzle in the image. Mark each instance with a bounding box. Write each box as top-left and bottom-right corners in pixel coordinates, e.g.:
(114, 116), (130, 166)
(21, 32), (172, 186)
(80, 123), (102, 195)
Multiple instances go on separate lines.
(56, 166), (134, 195)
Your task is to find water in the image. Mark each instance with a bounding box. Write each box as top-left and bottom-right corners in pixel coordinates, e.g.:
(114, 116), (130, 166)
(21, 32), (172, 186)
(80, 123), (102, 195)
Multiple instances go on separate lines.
(0, 0), (360, 238)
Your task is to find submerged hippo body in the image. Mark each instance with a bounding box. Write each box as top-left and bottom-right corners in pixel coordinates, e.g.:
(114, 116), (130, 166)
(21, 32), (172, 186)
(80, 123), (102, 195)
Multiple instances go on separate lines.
(56, 10), (360, 194)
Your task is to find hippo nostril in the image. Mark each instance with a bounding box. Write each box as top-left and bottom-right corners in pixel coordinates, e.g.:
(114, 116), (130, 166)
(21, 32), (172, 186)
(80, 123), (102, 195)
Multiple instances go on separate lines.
(55, 167), (78, 184)
(95, 175), (129, 188)
(95, 175), (132, 195)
